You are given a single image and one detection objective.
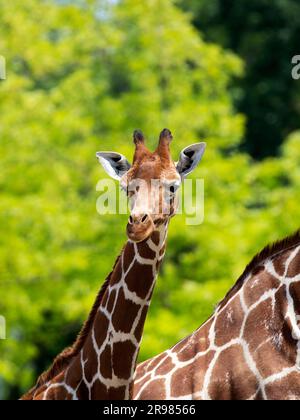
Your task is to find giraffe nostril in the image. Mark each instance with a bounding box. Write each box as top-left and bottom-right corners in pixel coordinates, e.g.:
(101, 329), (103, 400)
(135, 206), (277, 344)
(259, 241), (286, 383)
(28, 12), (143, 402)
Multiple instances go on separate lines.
(129, 215), (133, 224)
(141, 214), (148, 223)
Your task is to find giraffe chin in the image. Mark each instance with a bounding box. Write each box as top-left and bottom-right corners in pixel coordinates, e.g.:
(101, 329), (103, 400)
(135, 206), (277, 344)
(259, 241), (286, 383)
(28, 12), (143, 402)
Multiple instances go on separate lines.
(126, 222), (154, 243)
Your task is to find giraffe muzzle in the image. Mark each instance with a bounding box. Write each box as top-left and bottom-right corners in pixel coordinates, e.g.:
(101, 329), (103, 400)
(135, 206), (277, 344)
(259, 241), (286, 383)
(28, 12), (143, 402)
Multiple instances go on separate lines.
(126, 214), (154, 242)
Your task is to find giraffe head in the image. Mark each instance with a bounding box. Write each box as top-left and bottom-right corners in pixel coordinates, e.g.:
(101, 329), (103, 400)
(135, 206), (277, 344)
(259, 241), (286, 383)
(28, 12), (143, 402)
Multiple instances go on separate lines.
(97, 129), (206, 242)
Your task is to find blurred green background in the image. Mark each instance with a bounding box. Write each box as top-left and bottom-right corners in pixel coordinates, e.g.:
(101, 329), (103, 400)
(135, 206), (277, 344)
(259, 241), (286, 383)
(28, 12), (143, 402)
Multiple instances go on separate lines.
(1, 0), (300, 399)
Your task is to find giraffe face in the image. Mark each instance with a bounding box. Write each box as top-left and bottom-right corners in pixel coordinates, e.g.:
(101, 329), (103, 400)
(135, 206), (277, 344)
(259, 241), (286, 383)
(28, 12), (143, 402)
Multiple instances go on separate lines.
(97, 129), (206, 242)
(122, 156), (181, 242)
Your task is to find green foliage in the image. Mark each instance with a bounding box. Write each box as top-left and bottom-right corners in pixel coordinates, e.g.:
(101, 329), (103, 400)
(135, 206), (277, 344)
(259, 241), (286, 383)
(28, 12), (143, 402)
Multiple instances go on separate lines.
(0, 0), (299, 400)
(177, 0), (300, 159)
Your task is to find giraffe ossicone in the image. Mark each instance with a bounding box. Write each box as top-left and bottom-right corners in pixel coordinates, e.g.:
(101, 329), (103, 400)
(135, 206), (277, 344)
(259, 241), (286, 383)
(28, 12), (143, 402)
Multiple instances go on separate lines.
(20, 129), (206, 400)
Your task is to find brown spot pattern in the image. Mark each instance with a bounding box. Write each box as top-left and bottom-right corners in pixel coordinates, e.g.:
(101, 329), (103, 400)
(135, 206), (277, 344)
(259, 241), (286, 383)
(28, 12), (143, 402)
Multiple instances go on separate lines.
(208, 345), (258, 400)
(111, 288), (140, 333)
(125, 261), (154, 299)
(113, 340), (136, 379)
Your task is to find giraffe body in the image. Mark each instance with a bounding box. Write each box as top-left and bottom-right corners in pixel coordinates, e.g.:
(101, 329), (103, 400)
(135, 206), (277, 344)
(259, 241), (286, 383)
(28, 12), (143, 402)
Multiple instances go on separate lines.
(133, 233), (300, 400)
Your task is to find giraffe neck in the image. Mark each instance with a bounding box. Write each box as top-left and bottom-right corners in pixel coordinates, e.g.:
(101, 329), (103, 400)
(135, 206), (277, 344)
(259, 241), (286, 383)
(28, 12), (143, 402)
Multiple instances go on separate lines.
(133, 241), (300, 400)
(31, 223), (168, 400)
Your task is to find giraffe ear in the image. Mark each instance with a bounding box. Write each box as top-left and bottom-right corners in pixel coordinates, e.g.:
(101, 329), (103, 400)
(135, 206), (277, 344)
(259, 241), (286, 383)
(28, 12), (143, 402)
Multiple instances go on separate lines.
(96, 152), (131, 181)
(176, 143), (206, 178)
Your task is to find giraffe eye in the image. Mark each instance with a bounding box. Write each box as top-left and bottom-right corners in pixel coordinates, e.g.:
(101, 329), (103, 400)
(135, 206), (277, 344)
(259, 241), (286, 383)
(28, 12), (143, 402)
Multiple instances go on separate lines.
(168, 181), (180, 194)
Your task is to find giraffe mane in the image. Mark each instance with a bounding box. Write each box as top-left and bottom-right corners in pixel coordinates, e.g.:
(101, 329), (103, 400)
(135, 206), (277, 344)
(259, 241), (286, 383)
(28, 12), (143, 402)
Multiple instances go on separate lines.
(217, 229), (300, 310)
(21, 253), (122, 400)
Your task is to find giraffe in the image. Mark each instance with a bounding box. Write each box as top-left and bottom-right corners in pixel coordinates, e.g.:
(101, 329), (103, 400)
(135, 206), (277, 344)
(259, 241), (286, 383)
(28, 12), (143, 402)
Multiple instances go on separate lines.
(20, 128), (206, 400)
(133, 231), (300, 400)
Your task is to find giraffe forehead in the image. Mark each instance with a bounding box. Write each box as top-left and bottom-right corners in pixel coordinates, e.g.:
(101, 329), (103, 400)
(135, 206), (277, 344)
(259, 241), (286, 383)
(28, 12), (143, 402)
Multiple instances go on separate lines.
(129, 157), (178, 182)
